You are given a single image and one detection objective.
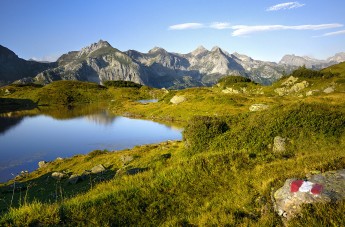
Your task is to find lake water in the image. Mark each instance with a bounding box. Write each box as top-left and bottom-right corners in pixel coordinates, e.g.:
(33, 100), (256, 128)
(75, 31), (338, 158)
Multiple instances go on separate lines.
(0, 107), (182, 183)
(137, 99), (158, 104)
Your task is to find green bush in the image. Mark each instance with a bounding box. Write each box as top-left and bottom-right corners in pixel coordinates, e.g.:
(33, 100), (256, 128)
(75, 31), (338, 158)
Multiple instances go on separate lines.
(103, 80), (142, 88)
(218, 75), (252, 85)
(86, 149), (109, 160)
(183, 116), (229, 154)
(290, 66), (339, 79)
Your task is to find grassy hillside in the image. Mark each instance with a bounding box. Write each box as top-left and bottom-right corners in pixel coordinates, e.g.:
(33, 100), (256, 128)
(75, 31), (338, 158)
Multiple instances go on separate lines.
(0, 65), (345, 226)
(1, 102), (344, 226)
(0, 80), (163, 108)
(322, 61), (345, 76)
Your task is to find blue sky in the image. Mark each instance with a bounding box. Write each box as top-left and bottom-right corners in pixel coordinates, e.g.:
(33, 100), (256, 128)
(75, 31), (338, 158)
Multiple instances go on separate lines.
(1, 0), (344, 62)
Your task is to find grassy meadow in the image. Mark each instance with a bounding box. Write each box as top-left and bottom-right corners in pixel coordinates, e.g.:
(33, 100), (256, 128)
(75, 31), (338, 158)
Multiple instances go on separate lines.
(0, 66), (345, 226)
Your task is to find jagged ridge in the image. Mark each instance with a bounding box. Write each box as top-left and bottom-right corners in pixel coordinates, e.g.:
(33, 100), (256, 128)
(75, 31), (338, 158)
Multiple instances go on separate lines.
(2, 41), (345, 88)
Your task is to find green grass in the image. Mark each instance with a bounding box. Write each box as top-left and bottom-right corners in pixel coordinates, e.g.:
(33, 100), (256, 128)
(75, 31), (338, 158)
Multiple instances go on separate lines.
(1, 100), (344, 226)
(0, 65), (345, 226)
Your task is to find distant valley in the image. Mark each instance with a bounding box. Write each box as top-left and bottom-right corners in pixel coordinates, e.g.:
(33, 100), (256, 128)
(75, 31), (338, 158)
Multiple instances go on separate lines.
(1, 40), (344, 88)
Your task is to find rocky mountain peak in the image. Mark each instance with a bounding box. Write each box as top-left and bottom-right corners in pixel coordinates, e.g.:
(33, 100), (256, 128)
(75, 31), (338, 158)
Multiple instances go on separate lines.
(77, 40), (112, 57)
(0, 45), (18, 60)
(191, 45), (208, 56)
(279, 54), (329, 68)
(148, 47), (167, 54)
(211, 46), (222, 53)
(328, 52), (345, 63)
(232, 52), (253, 62)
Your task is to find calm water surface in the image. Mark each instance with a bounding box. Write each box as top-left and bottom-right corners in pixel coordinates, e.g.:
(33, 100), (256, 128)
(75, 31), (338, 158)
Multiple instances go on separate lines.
(137, 99), (158, 104)
(0, 107), (182, 182)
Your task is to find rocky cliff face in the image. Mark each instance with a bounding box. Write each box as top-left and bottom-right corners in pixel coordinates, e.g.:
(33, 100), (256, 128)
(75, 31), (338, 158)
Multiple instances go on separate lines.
(34, 40), (147, 86)
(0, 45), (55, 85)
(128, 45), (293, 87)
(327, 52), (345, 63)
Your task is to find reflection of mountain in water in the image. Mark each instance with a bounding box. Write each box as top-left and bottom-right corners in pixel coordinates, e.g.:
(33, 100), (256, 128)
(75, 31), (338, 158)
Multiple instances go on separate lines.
(85, 110), (117, 126)
(39, 104), (108, 120)
(0, 115), (23, 134)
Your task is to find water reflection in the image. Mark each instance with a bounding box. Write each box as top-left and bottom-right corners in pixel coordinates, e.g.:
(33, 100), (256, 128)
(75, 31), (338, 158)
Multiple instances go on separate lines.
(0, 104), (182, 182)
(85, 110), (117, 126)
(0, 116), (23, 135)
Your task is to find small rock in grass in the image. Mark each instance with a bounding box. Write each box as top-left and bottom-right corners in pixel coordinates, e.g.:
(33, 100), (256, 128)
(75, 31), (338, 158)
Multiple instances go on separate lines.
(91, 164), (106, 174)
(51, 172), (67, 180)
(249, 104), (269, 112)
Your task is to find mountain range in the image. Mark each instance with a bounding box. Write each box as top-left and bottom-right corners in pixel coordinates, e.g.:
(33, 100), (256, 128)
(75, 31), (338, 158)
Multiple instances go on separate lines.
(1, 40), (344, 88)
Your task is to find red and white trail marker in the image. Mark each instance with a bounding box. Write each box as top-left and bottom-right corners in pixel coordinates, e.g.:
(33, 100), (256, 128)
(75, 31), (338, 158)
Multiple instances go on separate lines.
(290, 180), (323, 195)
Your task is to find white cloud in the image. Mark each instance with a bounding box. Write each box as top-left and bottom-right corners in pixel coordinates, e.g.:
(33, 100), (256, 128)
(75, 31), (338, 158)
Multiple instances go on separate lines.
(320, 29), (345, 37)
(168, 22), (344, 37)
(169, 23), (204, 30)
(232, 24), (343, 36)
(209, 22), (232, 30)
(267, 2), (305, 11)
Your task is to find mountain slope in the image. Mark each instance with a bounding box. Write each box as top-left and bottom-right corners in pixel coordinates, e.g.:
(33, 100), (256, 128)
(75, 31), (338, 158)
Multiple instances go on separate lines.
(34, 40), (148, 85)
(279, 53), (345, 69)
(0, 45), (55, 85)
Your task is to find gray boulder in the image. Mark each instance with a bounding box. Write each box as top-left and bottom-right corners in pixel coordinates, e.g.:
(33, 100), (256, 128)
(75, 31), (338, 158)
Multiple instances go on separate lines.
(91, 164), (106, 174)
(38, 161), (48, 168)
(306, 90), (320, 96)
(170, 95), (186, 104)
(323, 87), (335, 94)
(51, 172), (67, 180)
(273, 136), (287, 153)
(273, 169), (345, 220)
(249, 104), (269, 112)
(120, 155), (134, 166)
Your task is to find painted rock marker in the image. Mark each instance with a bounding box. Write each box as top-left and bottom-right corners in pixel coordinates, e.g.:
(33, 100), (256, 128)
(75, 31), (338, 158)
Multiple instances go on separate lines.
(273, 169), (345, 220)
(290, 180), (323, 195)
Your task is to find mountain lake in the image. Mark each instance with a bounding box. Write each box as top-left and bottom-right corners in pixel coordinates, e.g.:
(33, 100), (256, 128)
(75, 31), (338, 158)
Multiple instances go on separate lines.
(0, 105), (182, 183)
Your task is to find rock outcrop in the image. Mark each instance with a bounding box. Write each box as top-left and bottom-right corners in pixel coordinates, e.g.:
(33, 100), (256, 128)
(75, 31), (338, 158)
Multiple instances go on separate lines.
(273, 169), (345, 220)
(38, 161), (48, 168)
(275, 76), (309, 96)
(91, 164), (106, 174)
(33, 40), (147, 86)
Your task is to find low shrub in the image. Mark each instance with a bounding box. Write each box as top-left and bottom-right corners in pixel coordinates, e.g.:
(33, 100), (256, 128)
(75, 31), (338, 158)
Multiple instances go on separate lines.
(103, 80), (142, 88)
(183, 116), (229, 154)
